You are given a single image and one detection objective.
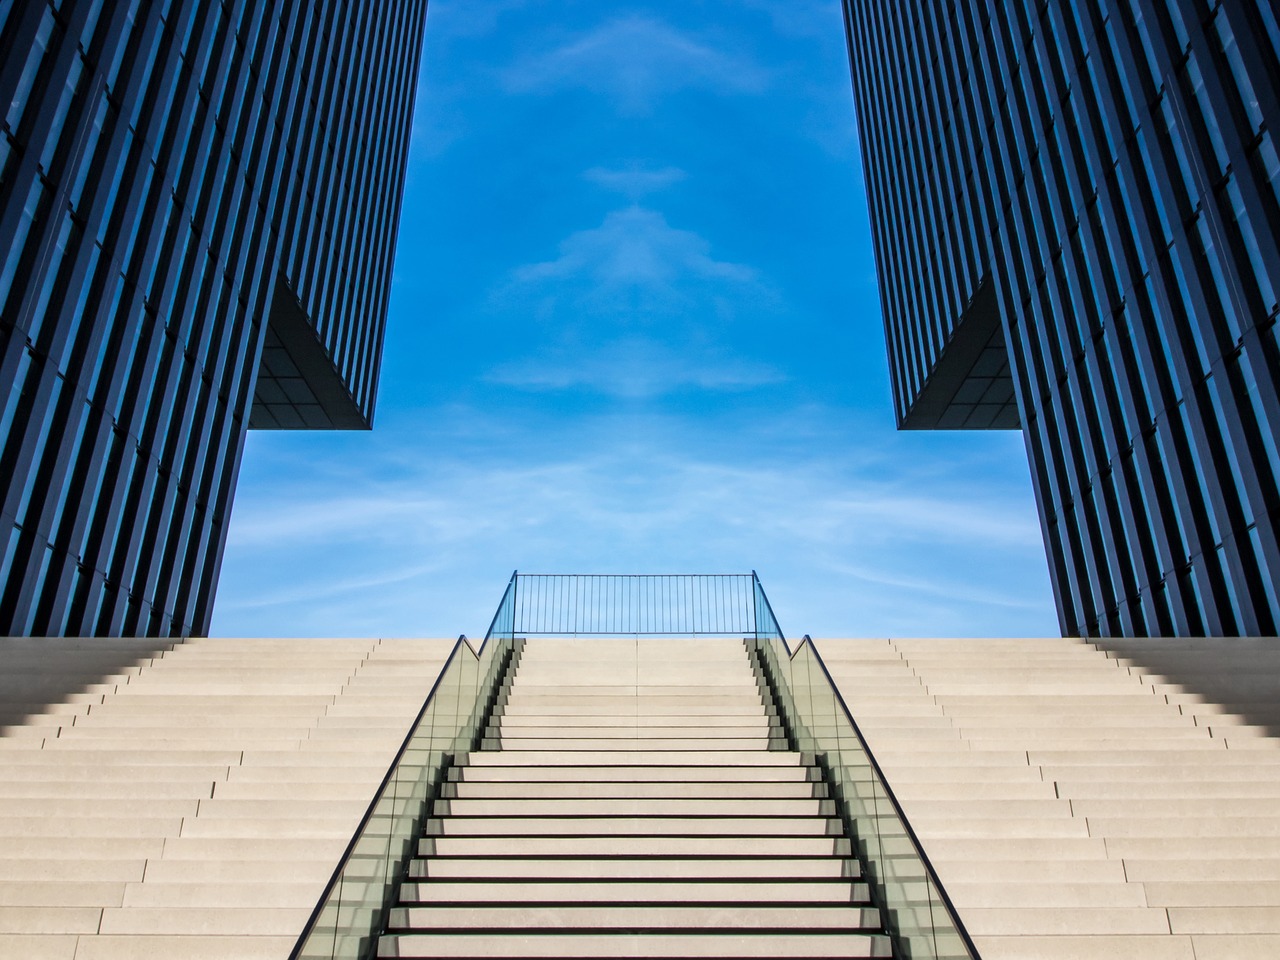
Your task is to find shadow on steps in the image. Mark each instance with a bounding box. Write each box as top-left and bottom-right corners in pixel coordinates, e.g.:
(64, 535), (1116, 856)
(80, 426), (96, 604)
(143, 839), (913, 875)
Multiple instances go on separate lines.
(0, 636), (175, 732)
(1092, 636), (1280, 739)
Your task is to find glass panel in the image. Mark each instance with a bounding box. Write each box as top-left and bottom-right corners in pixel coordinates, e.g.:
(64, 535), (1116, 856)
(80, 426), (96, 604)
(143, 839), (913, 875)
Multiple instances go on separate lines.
(292, 573), (520, 960)
(751, 624), (976, 960)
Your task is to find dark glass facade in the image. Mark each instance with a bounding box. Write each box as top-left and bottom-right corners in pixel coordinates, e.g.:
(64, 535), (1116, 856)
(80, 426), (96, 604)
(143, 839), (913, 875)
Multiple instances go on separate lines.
(0, 1), (426, 636)
(845, 2), (1280, 636)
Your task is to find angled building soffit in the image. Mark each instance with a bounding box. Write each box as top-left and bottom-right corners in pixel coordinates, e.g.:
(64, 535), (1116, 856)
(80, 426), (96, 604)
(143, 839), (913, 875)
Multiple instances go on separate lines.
(899, 279), (1020, 431)
(249, 275), (372, 431)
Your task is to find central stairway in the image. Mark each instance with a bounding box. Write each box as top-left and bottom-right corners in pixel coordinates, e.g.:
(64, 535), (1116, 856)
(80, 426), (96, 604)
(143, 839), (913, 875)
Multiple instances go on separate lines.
(377, 637), (892, 958)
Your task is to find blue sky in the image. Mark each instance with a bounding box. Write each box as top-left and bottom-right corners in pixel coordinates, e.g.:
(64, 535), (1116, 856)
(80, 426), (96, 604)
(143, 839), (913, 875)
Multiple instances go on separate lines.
(210, 0), (1059, 639)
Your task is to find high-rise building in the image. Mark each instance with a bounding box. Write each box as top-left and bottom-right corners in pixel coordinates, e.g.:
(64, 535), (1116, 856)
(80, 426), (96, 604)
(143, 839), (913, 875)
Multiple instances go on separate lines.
(844, 2), (1280, 637)
(0, 2), (426, 637)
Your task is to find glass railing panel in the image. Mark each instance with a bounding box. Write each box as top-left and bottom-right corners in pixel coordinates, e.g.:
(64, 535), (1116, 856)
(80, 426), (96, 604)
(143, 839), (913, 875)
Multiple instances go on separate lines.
(452, 650), (478, 753)
(291, 623), (514, 960)
(752, 629), (978, 960)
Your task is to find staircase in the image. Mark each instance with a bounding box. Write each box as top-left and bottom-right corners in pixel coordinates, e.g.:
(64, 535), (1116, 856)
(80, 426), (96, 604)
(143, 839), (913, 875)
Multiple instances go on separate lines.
(377, 637), (891, 958)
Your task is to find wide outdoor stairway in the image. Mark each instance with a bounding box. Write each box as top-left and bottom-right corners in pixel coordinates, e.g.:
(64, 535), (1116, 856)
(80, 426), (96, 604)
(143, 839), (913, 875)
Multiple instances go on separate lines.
(816, 636), (1280, 960)
(378, 638), (890, 959)
(0, 635), (454, 960)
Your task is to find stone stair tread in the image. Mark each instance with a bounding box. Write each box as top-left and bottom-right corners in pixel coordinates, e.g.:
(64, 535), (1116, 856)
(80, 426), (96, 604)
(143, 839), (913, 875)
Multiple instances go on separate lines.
(496, 738), (771, 750)
(497, 716), (773, 728)
(456, 765), (814, 782)
(499, 710), (768, 718)
(376, 931), (892, 958)
(468, 751), (801, 766)
(428, 816), (838, 837)
(387, 904), (882, 929)
(399, 880), (871, 903)
(449, 782), (819, 799)
(425, 836), (845, 856)
(407, 856), (859, 879)
(435, 799), (825, 816)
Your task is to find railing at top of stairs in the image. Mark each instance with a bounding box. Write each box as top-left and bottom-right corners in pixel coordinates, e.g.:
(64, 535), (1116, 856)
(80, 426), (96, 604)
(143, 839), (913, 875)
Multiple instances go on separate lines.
(510, 572), (757, 635)
(747, 574), (981, 960)
(289, 572), (522, 960)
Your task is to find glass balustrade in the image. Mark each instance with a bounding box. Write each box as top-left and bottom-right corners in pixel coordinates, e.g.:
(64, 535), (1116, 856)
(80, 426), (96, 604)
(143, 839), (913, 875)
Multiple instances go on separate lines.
(290, 573), (519, 960)
(750, 576), (978, 960)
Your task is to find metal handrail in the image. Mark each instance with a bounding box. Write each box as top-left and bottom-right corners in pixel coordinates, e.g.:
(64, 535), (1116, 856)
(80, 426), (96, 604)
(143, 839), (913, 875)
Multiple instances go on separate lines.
(512, 573), (756, 636)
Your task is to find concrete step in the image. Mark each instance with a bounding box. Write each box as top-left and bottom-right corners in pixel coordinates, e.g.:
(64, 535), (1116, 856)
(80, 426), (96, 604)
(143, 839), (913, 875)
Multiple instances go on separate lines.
(175, 817), (355, 840)
(502, 694), (764, 706)
(0, 817), (183, 839)
(0, 860), (146, 882)
(0, 880), (127, 907)
(207, 781), (378, 801)
(42, 737), (315, 751)
(424, 836), (846, 857)
(120, 882), (323, 908)
(507, 682), (763, 694)
(96, 904), (310, 935)
(0, 799), (199, 819)
(433, 798), (828, 817)
(496, 716), (773, 729)
(448, 780), (819, 800)
(141, 859), (339, 884)
(1069, 798), (1280, 818)
(193, 798), (370, 819)
(398, 879), (871, 904)
(87, 699), (336, 714)
(407, 857), (858, 880)
(0, 838), (164, 860)
(425, 816), (839, 837)
(388, 904), (882, 929)
(467, 751), (801, 767)
(376, 931), (892, 958)
(455, 765), (814, 783)
(498, 705), (769, 717)
(0, 750), (243, 766)
(52, 726), (321, 739)
(495, 737), (772, 750)
(493, 725), (773, 737)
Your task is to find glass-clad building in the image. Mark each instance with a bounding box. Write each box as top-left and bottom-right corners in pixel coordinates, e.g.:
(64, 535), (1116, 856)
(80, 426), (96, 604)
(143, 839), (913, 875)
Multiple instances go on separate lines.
(0, 1), (426, 636)
(845, 2), (1280, 636)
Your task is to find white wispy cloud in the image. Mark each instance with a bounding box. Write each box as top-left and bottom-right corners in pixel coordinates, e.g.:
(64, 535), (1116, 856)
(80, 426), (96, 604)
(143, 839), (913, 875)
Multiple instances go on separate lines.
(428, 0), (528, 39)
(486, 337), (785, 399)
(497, 204), (769, 339)
(503, 16), (769, 114)
(215, 410), (1056, 639)
(585, 165), (687, 200)
(489, 205), (779, 398)
(515, 206), (756, 288)
(739, 0), (843, 39)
